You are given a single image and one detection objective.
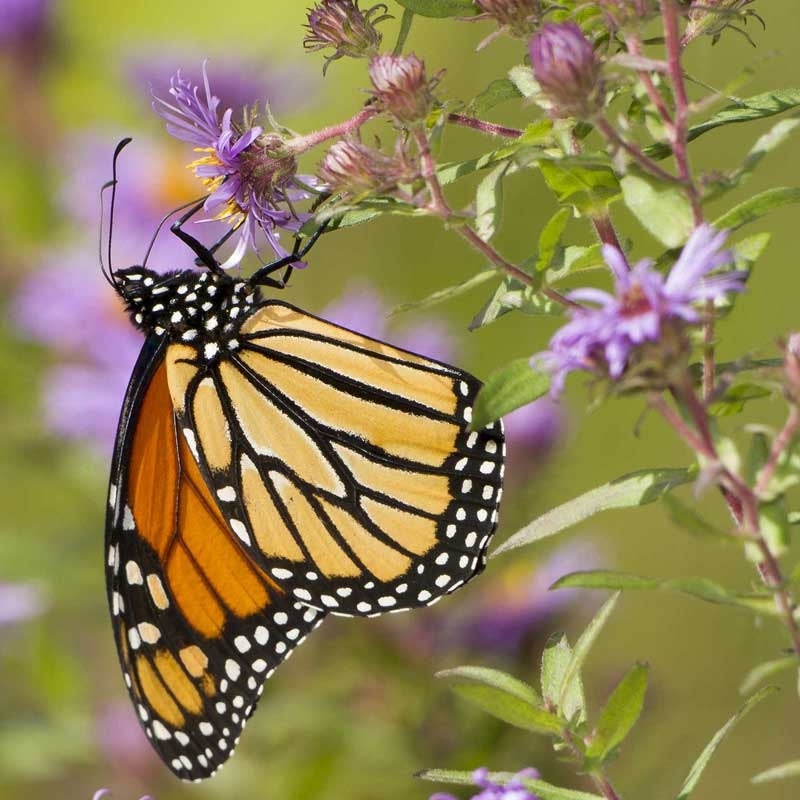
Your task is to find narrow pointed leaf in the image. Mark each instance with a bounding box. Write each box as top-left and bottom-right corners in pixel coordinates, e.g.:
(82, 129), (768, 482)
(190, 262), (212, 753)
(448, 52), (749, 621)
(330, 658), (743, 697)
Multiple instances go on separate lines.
(471, 359), (550, 430)
(551, 570), (778, 616)
(436, 666), (542, 706)
(586, 663), (649, 763)
(676, 687), (778, 799)
(493, 468), (693, 556)
(472, 78), (524, 115)
(558, 594), (620, 713)
(713, 187), (800, 231)
(663, 495), (732, 543)
(752, 760), (800, 784)
(739, 657), (796, 695)
(417, 769), (604, 800)
(389, 269), (496, 316)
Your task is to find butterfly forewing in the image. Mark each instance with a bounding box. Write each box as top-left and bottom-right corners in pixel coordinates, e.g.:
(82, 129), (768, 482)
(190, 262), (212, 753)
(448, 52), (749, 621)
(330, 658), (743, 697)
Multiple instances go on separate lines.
(105, 339), (324, 781)
(166, 301), (505, 618)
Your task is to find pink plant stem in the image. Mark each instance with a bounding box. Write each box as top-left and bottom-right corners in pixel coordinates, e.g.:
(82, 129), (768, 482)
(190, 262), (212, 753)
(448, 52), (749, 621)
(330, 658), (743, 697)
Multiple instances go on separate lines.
(755, 405), (800, 496)
(625, 33), (675, 132)
(412, 126), (574, 308)
(288, 106), (377, 153)
(447, 113), (523, 139)
(653, 379), (800, 659)
(660, 0), (703, 225)
(594, 115), (682, 185)
(591, 214), (625, 254)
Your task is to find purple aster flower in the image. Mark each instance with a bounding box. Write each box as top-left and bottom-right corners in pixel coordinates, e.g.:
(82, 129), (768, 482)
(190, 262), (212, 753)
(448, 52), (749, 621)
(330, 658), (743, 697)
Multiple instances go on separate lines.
(454, 542), (597, 653)
(153, 63), (318, 268)
(0, 582), (46, 627)
(322, 282), (456, 363)
(431, 768), (541, 800)
(529, 22), (602, 118)
(536, 225), (744, 395)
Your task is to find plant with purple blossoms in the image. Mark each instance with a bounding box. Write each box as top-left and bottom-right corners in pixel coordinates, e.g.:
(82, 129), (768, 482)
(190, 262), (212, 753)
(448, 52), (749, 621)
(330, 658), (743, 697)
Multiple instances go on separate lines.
(96, 3), (800, 796)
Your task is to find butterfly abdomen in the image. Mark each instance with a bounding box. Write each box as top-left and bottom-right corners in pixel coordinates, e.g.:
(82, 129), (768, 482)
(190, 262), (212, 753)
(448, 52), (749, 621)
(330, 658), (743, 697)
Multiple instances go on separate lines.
(116, 267), (260, 352)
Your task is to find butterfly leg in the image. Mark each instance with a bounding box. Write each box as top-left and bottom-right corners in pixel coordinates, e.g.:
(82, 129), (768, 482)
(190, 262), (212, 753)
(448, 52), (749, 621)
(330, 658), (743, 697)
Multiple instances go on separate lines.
(249, 223), (329, 289)
(169, 200), (226, 274)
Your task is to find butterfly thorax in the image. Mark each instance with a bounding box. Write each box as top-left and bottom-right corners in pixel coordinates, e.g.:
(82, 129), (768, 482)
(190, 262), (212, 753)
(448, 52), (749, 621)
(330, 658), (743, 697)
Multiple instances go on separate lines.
(116, 267), (261, 354)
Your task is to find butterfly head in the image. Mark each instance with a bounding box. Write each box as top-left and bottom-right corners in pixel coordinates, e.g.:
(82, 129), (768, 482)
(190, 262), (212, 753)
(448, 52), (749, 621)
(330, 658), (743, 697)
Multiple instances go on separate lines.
(116, 266), (260, 351)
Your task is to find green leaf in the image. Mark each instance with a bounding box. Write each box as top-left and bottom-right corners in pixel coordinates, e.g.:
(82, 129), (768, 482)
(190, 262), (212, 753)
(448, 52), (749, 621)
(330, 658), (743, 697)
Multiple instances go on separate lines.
(676, 687), (778, 799)
(759, 499), (791, 558)
(508, 64), (540, 99)
(541, 634), (586, 725)
(437, 667), (562, 735)
(392, 0), (479, 17)
(536, 208), (571, 273)
(558, 594), (620, 715)
(417, 770), (605, 800)
(587, 662), (649, 764)
(713, 187), (800, 231)
(729, 116), (800, 189)
(437, 666), (542, 705)
(472, 359), (550, 430)
(546, 244), (605, 284)
(752, 760), (800, 784)
(645, 88), (800, 160)
(493, 468), (693, 556)
(663, 495), (731, 543)
(390, 269), (497, 317)
(620, 174), (693, 248)
(469, 275), (522, 330)
(541, 161), (621, 215)
(739, 657), (796, 695)
(475, 162), (513, 242)
(708, 382), (772, 416)
(552, 571), (778, 617)
(472, 78), (524, 115)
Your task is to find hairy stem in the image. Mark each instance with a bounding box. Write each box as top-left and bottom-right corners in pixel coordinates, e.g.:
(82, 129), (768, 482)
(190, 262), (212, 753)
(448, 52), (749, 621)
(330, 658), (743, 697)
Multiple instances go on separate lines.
(447, 113), (523, 139)
(625, 33), (675, 132)
(755, 405), (800, 497)
(287, 106), (377, 153)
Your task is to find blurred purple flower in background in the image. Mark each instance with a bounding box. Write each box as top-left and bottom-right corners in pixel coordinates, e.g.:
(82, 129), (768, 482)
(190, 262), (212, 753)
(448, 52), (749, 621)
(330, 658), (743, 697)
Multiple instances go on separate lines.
(126, 52), (314, 117)
(0, 582), (46, 627)
(0, 0), (52, 47)
(454, 542), (597, 653)
(322, 282), (456, 363)
(431, 768), (541, 800)
(12, 134), (204, 454)
(95, 701), (158, 780)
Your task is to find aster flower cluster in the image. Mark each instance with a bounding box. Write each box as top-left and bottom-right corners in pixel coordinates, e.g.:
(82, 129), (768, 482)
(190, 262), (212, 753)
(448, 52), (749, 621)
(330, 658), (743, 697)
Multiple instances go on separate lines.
(153, 63), (318, 269)
(536, 226), (744, 395)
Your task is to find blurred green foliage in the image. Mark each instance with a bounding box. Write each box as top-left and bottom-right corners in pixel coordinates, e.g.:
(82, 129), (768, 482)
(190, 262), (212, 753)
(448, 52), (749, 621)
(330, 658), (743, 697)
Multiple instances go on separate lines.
(1, 2), (800, 799)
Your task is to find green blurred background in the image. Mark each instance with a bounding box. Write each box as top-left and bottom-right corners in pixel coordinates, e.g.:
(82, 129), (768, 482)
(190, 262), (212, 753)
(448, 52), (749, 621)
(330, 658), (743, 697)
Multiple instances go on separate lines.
(1, 2), (799, 799)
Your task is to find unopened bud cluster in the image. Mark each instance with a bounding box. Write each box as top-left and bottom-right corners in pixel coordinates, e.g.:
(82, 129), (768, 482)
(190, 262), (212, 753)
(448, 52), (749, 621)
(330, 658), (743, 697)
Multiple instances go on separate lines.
(595, 0), (657, 30)
(683, 0), (760, 45)
(529, 22), (602, 118)
(368, 53), (436, 124)
(319, 138), (416, 195)
(304, 0), (391, 70)
(474, 0), (542, 37)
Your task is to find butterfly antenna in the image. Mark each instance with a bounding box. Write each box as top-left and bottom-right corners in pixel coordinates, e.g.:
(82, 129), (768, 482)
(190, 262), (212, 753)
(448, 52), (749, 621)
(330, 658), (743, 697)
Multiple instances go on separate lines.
(142, 196), (206, 268)
(106, 137), (133, 285)
(98, 178), (117, 290)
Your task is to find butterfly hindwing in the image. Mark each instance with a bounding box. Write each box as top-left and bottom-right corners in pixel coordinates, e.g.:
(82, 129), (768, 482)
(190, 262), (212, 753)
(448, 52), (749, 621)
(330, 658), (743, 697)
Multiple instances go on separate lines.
(105, 337), (324, 781)
(164, 301), (506, 619)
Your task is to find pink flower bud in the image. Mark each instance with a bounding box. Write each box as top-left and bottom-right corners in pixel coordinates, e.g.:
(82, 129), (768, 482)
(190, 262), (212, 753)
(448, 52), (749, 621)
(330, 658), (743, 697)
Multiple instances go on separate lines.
(529, 22), (602, 118)
(368, 53), (435, 124)
(474, 0), (542, 36)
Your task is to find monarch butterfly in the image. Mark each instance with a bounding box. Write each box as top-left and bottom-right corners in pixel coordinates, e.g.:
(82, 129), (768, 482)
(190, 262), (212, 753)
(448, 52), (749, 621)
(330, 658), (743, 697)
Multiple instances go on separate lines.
(103, 148), (506, 782)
